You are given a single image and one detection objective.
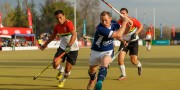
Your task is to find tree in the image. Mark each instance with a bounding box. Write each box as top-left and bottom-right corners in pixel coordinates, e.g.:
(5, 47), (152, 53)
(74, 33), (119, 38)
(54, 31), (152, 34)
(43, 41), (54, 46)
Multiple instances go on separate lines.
(3, 0), (28, 27)
(1, 2), (12, 26)
(13, 0), (28, 27)
(77, 0), (101, 37)
(39, 1), (74, 35)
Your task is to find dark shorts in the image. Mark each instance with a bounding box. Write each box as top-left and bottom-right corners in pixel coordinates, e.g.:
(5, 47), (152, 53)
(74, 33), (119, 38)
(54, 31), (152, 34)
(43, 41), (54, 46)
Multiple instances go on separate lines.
(146, 39), (151, 42)
(118, 40), (138, 55)
(54, 47), (78, 65)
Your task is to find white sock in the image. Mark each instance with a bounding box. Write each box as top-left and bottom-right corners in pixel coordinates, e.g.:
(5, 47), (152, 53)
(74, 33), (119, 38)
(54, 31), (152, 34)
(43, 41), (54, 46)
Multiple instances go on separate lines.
(136, 61), (142, 67)
(56, 65), (64, 72)
(56, 65), (61, 69)
(148, 45), (151, 50)
(60, 71), (71, 82)
(119, 65), (126, 76)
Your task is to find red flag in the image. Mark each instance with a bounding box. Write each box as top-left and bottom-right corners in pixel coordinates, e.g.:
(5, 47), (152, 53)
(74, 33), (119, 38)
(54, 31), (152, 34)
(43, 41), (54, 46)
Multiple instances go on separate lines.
(0, 12), (3, 28)
(172, 25), (175, 37)
(0, 12), (2, 24)
(27, 8), (33, 29)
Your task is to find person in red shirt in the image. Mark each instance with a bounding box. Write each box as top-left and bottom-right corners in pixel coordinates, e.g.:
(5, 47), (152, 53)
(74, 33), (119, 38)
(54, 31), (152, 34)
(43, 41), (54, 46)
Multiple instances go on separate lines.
(145, 27), (153, 51)
(40, 10), (79, 88)
(117, 8), (143, 80)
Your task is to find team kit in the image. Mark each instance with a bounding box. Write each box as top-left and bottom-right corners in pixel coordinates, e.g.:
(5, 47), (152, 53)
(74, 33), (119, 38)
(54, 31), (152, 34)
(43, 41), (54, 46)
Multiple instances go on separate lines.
(34, 0), (147, 90)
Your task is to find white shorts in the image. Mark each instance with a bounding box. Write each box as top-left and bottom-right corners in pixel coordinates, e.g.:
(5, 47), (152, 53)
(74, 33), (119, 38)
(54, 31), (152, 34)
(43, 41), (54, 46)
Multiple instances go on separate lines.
(89, 50), (113, 66)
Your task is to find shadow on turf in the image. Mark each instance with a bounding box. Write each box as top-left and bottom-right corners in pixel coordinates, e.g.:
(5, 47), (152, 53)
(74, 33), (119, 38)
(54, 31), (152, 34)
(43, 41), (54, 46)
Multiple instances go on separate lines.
(0, 74), (90, 84)
(0, 84), (85, 90)
(50, 86), (85, 90)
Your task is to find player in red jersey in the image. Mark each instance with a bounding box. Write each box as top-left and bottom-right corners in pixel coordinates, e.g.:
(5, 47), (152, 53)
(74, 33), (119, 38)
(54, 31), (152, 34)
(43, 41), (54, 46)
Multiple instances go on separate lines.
(145, 27), (153, 51)
(40, 10), (79, 88)
(117, 8), (143, 80)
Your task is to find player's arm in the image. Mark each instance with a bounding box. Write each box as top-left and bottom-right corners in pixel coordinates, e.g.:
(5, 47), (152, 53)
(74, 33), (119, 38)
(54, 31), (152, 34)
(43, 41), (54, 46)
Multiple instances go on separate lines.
(116, 38), (128, 47)
(66, 21), (77, 47)
(134, 19), (143, 35)
(64, 21), (77, 53)
(68, 30), (77, 47)
(64, 30), (77, 53)
(111, 16), (129, 39)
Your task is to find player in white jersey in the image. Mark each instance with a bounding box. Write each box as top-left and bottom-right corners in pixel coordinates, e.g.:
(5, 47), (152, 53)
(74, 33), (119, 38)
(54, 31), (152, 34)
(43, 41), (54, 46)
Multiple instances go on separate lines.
(145, 27), (153, 51)
(40, 10), (79, 88)
(117, 8), (143, 80)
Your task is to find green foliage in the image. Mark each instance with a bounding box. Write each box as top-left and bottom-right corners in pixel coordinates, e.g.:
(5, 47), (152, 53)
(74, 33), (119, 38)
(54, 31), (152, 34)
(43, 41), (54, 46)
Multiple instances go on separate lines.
(3, 0), (28, 27)
(39, 2), (74, 34)
(3, 10), (15, 26)
(0, 47), (180, 90)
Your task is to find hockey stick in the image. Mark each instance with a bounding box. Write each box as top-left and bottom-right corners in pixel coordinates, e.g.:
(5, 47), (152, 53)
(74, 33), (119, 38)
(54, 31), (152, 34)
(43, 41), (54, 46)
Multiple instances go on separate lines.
(33, 52), (66, 80)
(101, 0), (124, 17)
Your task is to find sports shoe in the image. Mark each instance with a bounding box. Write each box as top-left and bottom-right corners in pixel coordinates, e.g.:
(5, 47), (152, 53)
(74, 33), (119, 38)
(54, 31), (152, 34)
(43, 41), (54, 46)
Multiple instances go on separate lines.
(94, 81), (102, 90)
(138, 67), (142, 76)
(117, 75), (127, 80)
(56, 71), (63, 80)
(87, 78), (97, 90)
(57, 80), (65, 88)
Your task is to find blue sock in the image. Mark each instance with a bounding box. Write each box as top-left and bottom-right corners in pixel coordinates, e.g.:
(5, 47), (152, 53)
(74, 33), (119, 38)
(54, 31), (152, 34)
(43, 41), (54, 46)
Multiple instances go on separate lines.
(97, 66), (107, 82)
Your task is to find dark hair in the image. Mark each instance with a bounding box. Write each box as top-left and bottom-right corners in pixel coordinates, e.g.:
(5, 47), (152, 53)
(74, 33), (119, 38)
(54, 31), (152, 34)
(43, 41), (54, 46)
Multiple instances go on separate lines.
(120, 8), (128, 13)
(54, 10), (64, 15)
(100, 11), (112, 17)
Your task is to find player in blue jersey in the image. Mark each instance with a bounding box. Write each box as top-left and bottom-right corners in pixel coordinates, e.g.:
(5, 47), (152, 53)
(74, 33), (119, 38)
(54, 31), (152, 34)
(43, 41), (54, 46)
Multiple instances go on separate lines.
(86, 11), (129, 90)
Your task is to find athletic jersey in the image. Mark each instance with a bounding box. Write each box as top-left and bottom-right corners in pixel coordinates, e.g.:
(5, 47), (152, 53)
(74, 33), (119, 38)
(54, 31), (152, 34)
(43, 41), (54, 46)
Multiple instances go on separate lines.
(53, 20), (79, 51)
(91, 20), (120, 51)
(146, 31), (153, 40)
(117, 17), (141, 41)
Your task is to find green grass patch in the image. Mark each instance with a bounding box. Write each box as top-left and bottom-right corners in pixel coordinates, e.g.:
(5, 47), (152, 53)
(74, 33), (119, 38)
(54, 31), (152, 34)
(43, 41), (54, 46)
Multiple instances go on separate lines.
(0, 46), (180, 90)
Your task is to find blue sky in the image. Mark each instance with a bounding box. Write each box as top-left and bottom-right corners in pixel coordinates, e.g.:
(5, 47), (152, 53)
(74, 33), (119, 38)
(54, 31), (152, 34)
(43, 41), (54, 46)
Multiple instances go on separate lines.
(100, 0), (180, 28)
(0, 0), (180, 28)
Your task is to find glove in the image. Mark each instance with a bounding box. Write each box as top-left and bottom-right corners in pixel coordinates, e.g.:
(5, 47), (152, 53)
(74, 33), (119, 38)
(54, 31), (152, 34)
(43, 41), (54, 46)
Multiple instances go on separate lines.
(65, 46), (71, 53)
(131, 33), (137, 40)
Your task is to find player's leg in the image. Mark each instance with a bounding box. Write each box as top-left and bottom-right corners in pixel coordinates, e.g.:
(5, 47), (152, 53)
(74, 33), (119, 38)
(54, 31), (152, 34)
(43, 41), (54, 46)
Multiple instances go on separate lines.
(145, 40), (149, 50)
(56, 64), (64, 80)
(148, 40), (151, 51)
(129, 41), (142, 76)
(117, 51), (127, 80)
(87, 50), (99, 90)
(87, 65), (99, 90)
(58, 50), (78, 88)
(94, 50), (113, 90)
(58, 61), (72, 88)
(53, 47), (65, 80)
(130, 55), (142, 76)
(95, 54), (111, 90)
(117, 43), (128, 80)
